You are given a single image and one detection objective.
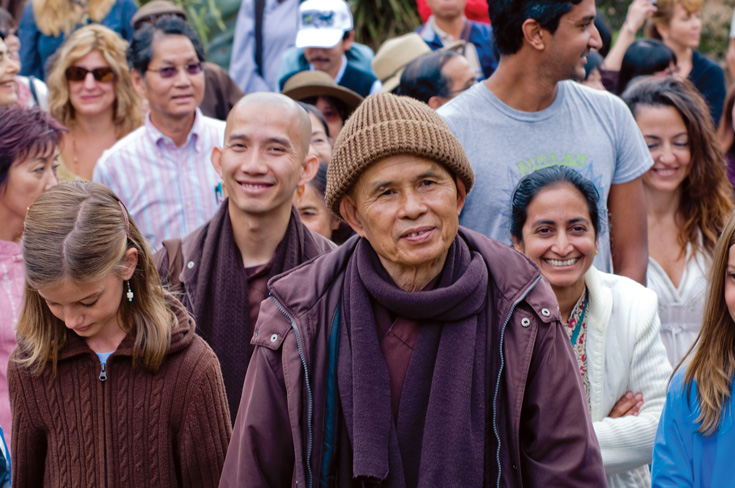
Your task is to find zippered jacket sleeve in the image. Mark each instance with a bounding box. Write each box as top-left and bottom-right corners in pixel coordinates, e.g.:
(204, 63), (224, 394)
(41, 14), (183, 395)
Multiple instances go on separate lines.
(8, 358), (46, 487)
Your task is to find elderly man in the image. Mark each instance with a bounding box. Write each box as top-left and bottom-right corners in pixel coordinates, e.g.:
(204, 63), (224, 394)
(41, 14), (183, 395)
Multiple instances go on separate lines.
(156, 93), (333, 422)
(220, 93), (606, 487)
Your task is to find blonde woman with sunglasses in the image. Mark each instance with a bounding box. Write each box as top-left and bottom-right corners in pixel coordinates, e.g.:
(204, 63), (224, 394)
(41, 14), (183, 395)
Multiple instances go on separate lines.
(47, 24), (143, 181)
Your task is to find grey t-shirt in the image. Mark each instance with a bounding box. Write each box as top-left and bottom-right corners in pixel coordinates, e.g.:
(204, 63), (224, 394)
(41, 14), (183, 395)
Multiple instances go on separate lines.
(439, 80), (653, 273)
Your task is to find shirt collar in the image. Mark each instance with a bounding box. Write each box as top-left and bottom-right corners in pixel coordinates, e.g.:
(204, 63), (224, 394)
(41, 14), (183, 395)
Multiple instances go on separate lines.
(144, 108), (204, 152)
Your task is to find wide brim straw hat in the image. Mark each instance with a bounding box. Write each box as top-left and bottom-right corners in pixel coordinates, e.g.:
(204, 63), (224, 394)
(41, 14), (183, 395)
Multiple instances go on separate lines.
(373, 33), (466, 93)
(281, 70), (364, 113)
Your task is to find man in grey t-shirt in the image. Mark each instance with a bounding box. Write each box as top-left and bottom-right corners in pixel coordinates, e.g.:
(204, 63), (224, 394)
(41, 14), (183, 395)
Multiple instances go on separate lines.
(439, 0), (652, 284)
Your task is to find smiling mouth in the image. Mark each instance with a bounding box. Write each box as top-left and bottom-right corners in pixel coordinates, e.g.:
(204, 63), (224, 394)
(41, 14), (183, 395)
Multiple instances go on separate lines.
(653, 168), (678, 176)
(545, 258), (579, 267)
(239, 182), (273, 191)
(0, 80), (15, 89)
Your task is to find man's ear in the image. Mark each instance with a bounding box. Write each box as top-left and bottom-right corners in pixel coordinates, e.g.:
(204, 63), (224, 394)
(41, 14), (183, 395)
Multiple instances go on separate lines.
(211, 146), (224, 177)
(342, 30), (354, 52)
(121, 248), (139, 280)
(455, 177), (467, 215)
(428, 96), (444, 110)
(131, 69), (146, 95)
(339, 194), (366, 237)
(522, 18), (546, 51)
(298, 153), (319, 186)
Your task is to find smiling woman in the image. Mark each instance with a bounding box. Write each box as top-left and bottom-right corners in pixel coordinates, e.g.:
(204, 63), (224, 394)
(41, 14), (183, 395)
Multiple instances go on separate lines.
(0, 36), (19, 106)
(511, 165), (673, 488)
(623, 76), (734, 366)
(46, 24), (143, 181)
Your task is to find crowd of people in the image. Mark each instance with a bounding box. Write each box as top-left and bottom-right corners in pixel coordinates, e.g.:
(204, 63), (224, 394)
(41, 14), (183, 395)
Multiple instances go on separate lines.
(2, 0), (735, 485)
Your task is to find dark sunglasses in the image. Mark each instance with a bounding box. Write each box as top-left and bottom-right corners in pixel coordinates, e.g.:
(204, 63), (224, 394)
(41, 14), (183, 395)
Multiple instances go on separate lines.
(146, 62), (203, 79)
(65, 66), (116, 83)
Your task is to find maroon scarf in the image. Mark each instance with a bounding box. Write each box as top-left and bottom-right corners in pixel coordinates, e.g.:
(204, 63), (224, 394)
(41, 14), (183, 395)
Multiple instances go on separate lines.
(337, 236), (489, 486)
(188, 203), (311, 421)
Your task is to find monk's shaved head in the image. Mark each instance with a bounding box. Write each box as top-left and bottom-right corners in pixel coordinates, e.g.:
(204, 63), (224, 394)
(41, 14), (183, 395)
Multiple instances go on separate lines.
(226, 93), (312, 157)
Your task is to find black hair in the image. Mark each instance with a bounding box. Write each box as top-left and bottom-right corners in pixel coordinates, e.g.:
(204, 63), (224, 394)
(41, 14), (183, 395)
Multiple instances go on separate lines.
(489, 0), (584, 55)
(298, 101), (330, 138)
(397, 50), (461, 103)
(617, 39), (676, 95)
(593, 9), (612, 57)
(307, 162), (328, 195)
(301, 94), (351, 122)
(583, 50), (603, 80)
(127, 15), (205, 75)
(510, 166), (601, 242)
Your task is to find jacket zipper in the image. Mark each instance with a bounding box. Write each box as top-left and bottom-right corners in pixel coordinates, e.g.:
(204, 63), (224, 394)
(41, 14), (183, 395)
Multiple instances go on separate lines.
(269, 294), (314, 488)
(99, 360), (108, 488)
(493, 275), (542, 488)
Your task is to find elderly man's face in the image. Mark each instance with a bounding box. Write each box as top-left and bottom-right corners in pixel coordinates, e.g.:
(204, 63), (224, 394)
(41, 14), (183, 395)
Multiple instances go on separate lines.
(341, 155), (466, 280)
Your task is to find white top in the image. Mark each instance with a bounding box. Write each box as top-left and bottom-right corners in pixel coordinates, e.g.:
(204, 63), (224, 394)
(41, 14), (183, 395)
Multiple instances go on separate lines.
(585, 266), (672, 488)
(647, 244), (709, 367)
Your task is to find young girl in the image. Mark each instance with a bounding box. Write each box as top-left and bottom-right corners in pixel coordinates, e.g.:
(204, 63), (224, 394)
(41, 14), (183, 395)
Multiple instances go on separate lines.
(9, 182), (231, 486)
(652, 211), (735, 485)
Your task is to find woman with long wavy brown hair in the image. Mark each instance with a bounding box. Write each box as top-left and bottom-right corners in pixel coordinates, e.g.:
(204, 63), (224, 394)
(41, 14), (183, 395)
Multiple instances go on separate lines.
(623, 76), (733, 366)
(47, 24), (143, 181)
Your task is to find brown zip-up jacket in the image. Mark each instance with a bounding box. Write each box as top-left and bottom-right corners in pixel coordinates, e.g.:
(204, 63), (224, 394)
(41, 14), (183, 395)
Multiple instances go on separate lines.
(220, 228), (607, 487)
(9, 301), (232, 487)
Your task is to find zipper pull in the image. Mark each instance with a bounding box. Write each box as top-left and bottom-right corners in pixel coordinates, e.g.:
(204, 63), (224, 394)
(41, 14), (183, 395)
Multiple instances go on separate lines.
(99, 363), (107, 382)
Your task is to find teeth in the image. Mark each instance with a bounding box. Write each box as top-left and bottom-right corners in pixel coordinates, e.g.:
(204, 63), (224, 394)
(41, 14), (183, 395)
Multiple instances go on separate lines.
(654, 168), (677, 176)
(405, 230), (428, 238)
(243, 183), (268, 189)
(546, 258), (577, 266)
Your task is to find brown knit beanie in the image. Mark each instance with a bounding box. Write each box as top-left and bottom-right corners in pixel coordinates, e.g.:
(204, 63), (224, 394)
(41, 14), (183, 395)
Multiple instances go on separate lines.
(325, 93), (474, 217)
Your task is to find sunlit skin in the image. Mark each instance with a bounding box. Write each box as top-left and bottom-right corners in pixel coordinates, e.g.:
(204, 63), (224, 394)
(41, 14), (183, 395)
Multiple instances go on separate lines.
(544, 0), (603, 82)
(38, 248), (138, 353)
(512, 183), (598, 322)
(68, 50), (116, 118)
(340, 155), (466, 291)
(295, 183), (339, 240)
(307, 111), (332, 163)
(725, 245), (735, 323)
(0, 150), (59, 242)
(0, 37), (19, 105)
(634, 105), (691, 197)
(426, 0), (465, 19)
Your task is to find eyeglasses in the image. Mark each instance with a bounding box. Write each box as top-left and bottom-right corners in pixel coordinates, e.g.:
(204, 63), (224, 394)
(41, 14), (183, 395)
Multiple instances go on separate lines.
(65, 66), (116, 83)
(0, 28), (19, 40)
(146, 62), (203, 79)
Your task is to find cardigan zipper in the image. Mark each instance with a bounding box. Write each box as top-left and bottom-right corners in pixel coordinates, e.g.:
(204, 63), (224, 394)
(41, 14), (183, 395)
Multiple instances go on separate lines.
(492, 275), (542, 488)
(269, 294), (314, 488)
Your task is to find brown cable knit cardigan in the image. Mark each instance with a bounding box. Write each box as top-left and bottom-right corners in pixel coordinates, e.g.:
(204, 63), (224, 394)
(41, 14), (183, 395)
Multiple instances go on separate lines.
(8, 300), (232, 487)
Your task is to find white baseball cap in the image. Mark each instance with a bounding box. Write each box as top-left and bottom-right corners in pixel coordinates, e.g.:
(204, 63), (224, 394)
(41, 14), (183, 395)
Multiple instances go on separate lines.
(295, 0), (353, 49)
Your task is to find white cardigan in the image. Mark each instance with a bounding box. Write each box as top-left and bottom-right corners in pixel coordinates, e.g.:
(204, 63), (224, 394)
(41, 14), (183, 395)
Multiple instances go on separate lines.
(585, 267), (673, 488)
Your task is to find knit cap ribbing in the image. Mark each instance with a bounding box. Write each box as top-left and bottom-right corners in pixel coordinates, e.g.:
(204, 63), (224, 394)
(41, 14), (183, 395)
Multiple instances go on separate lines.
(325, 93), (474, 217)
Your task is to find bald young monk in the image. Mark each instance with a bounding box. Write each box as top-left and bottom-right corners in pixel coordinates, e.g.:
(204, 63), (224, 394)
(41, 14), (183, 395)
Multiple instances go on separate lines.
(156, 93), (335, 421)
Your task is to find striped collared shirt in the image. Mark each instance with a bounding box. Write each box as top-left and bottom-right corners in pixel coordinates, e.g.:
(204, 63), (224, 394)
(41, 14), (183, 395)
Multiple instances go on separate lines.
(94, 109), (226, 249)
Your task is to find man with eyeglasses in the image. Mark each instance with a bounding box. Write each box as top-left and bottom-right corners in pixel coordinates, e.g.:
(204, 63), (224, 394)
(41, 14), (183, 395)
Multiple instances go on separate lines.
(94, 15), (225, 248)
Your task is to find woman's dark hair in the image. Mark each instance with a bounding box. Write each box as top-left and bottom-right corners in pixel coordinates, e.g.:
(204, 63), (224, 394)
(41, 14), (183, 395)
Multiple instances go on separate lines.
(0, 106), (66, 188)
(0, 8), (14, 32)
(127, 15), (205, 75)
(510, 166), (601, 242)
(583, 50), (603, 80)
(307, 161), (328, 195)
(617, 39), (676, 95)
(301, 94), (351, 123)
(489, 0), (584, 55)
(298, 101), (330, 138)
(594, 9), (612, 57)
(622, 76), (733, 256)
(397, 50), (461, 103)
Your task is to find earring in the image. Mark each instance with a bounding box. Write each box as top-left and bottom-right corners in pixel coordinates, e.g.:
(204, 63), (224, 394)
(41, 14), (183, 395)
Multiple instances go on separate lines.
(126, 281), (134, 302)
(595, 249), (598, 255)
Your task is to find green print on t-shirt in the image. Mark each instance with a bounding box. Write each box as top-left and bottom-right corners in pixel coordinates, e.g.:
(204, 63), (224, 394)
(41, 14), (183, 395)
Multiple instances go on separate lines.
(516, 153), (587, 176)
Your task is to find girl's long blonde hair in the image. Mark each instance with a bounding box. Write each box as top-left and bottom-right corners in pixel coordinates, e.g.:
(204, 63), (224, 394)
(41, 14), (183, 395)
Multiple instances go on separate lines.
(679, 211), (735, 435)
(16, 182), (177, 376)
(33, 0), (115, 37)
(47, 25), (143, 138)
